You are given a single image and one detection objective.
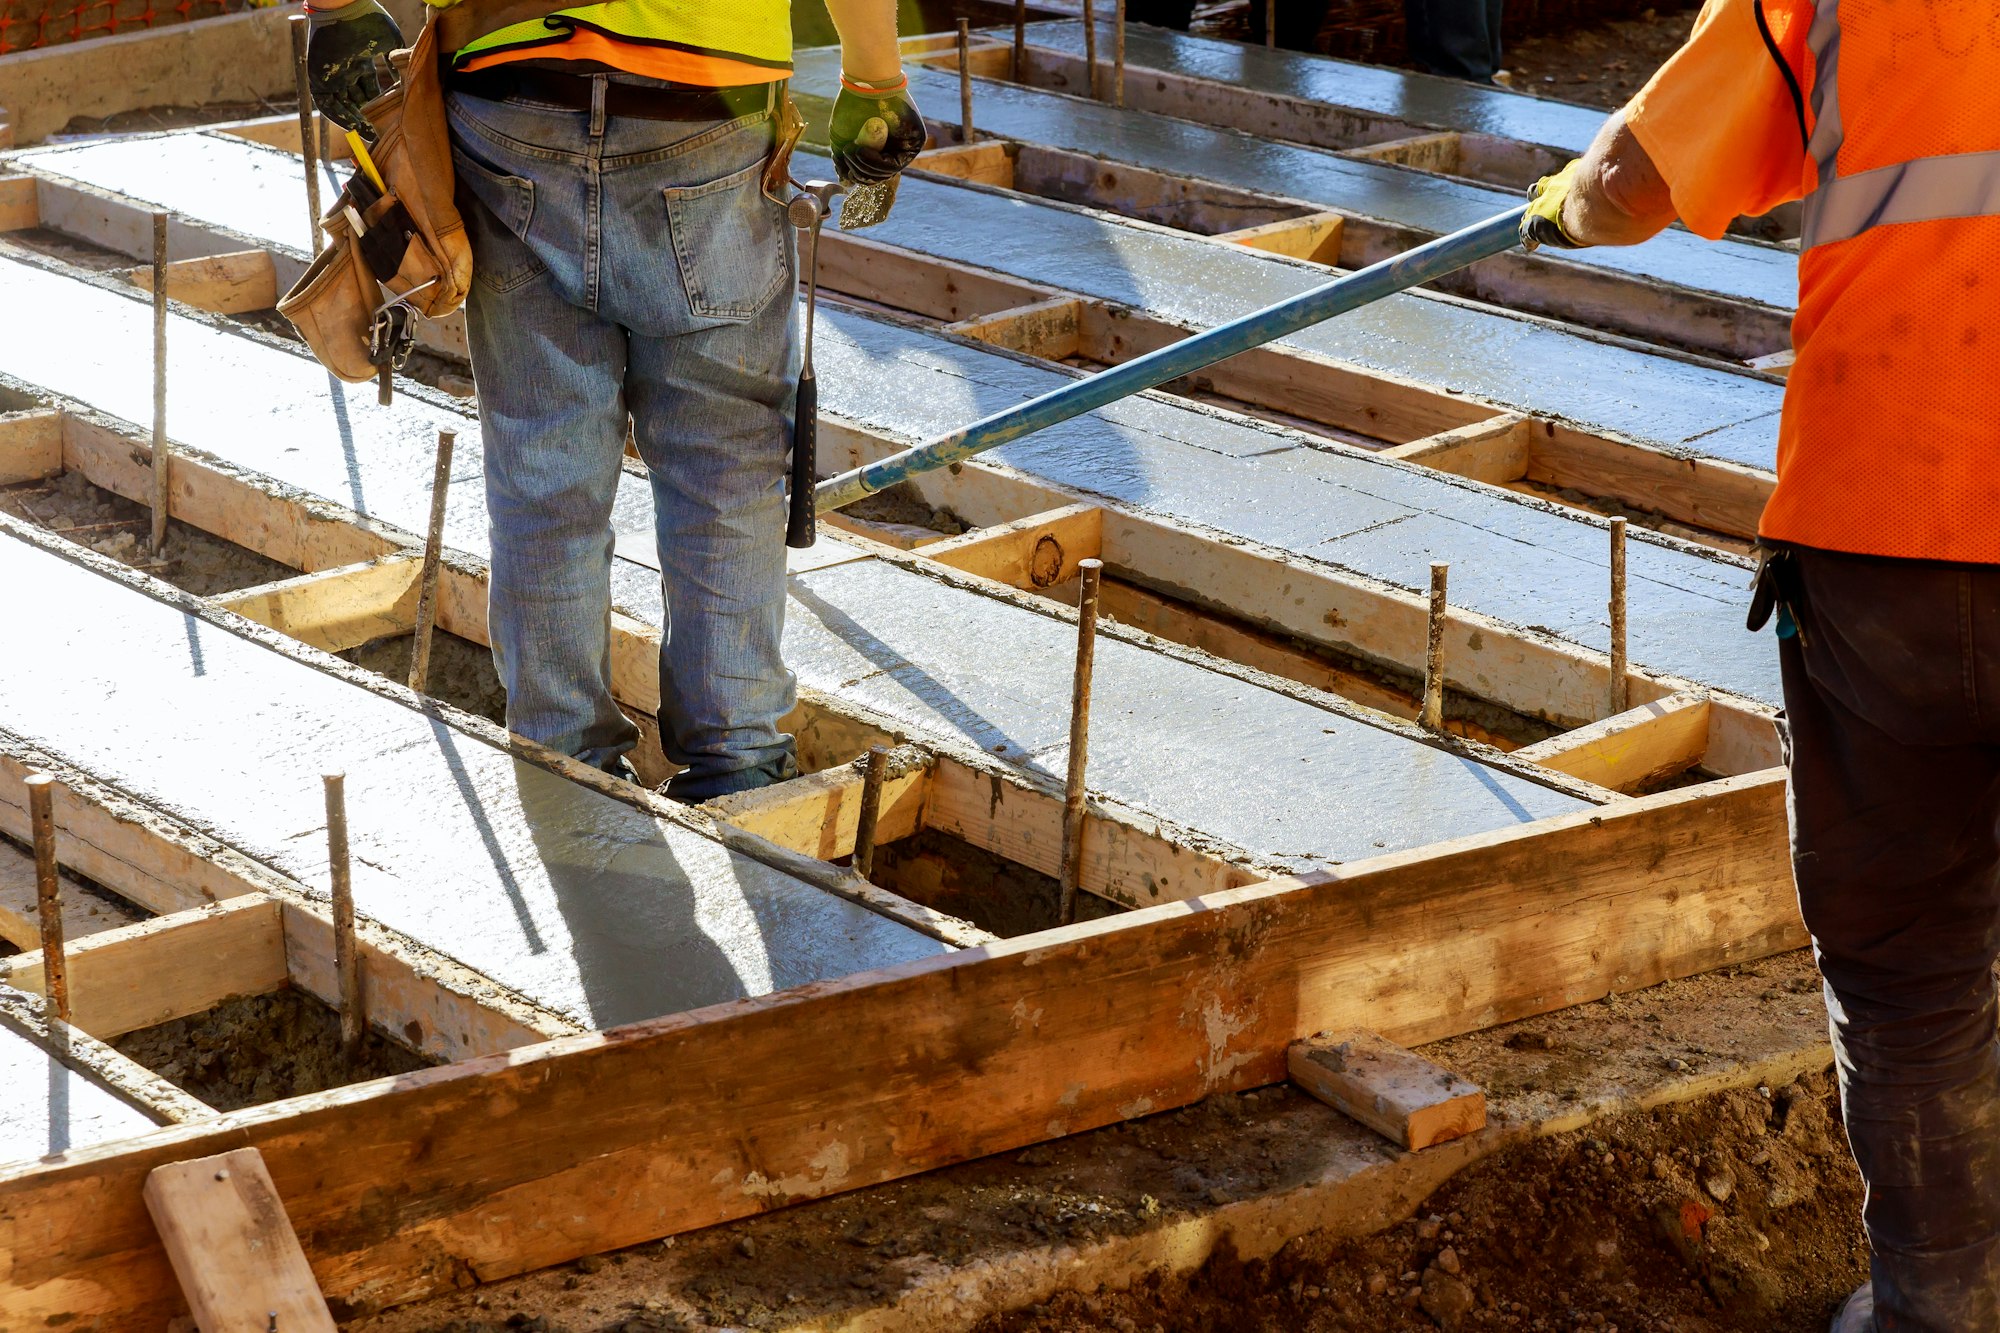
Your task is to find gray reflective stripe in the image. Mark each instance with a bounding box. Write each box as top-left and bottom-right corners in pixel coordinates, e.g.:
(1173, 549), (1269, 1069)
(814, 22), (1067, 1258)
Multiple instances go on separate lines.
(1804, 0), (1842, 191)
(1803, 150), (2000, 247)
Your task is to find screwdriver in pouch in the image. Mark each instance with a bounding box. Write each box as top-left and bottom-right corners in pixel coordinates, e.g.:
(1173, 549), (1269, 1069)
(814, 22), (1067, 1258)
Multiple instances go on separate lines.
(784, 180), (842, 550)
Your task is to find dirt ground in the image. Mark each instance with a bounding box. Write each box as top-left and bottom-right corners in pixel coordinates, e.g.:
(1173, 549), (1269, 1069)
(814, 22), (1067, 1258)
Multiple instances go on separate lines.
(113, 986), (431, 1112)
(1497, 8), (1699, 109)
(342, 631), (509, 724)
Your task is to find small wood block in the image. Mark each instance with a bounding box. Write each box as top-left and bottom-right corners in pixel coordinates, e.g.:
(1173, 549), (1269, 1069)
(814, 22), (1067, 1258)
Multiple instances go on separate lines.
(1289, 1030), (1485, 1151)
(144, 1147), (338, 1333)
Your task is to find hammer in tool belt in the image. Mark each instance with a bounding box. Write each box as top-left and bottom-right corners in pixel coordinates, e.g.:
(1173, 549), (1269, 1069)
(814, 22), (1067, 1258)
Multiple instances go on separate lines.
(785, 179), (842, 549)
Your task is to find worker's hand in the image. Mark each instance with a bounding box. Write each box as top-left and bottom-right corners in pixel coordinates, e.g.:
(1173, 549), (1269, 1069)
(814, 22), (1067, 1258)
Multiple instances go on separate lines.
(1520, 160), (1586, 251)
(828, 74), (927, 225)
(306, 0), (404, 136)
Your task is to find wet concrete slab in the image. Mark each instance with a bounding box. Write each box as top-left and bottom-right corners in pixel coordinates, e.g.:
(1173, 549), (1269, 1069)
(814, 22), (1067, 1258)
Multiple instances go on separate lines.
(0, 1018), (160, 1165)
(790, 51), (1797, 317)
(0, 531), (946, 1029)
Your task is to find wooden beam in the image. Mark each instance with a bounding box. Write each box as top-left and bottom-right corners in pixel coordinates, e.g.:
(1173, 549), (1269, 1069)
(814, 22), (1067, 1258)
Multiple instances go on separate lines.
(704, 747), (932, 860)
(922, 503), (1104, 590)
(915, 140), (1018, 190)
(123, 249), (279, 316)
(0, 409), (64, 486)
(0, 896), (288, 1041)
(1380, 413), (1532, 486)
(0, 771), (1797, 1327)
(818, 230), (1064, 327)
(944, 295), (1085, 361)
(1747, 347), (1795, 379)
(1527, 422), (1772, 542)
(1288, 1029), (1485, 1150)
(211, 110), (354, 161)
(1339, 131), (1463, 173)
(1215, 212), (1346, 265)
(1513, 691), (1712, 793)
(215, 557), (422, 652)
(0, 838), (145, 952)
(0, 176), (36, 232)
(144, 1148), (338, 1333)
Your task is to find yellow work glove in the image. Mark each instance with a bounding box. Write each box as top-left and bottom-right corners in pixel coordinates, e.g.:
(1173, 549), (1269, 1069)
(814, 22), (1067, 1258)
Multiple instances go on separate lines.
(1520, 159), (1586, 250)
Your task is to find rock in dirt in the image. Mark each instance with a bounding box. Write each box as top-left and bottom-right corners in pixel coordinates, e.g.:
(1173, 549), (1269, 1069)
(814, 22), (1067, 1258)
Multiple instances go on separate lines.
(1434, 1246), (1462, 1276)
(1420, 1267), (1476, 1328)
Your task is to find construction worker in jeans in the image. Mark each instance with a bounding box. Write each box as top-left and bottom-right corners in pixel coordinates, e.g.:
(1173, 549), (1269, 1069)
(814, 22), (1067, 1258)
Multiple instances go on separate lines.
(1522, 0), (2000, 1328)
(304, 0), (926, 800)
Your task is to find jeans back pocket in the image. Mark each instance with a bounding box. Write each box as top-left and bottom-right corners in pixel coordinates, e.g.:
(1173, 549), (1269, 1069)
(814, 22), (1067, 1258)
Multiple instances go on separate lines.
(664, 159), (791, 321)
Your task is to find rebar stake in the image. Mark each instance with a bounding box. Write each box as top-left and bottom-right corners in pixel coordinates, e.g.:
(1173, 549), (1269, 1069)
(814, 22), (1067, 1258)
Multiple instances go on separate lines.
(149, 210), (170, 557)
(1057, 558), (1103, 926)
(852, 746), (890, 882)
(25, 775), (69, 1026)
(408, 428), (456, 694)
(958, 19), (974, 143)
(1114, 0), (1126, 105)
(1083, 0), (1099, 100)
(288, 15), (322, 254)
(1265, 0), (1276, 46)
(1012, 0), (1026, 79)
(323, 773), (362, 1060)
(1420, 561), (1449, 733)
(1608, 517), (1629, 715)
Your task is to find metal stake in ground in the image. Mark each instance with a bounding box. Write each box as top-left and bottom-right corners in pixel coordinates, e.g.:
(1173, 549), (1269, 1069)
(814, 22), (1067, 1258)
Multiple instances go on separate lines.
(1420, 561), (1449, 733)
(288, 15), (323, 254)
(1608, 517), (1629, 715)
(149, 210), (169, 558)
(851, 746), (891, 882)
(1058, 558), (1103, 926)
(408, 428), (456, 695)
(1265, 0), (1276, 47)
(1083, 0), (1099, 100)
(25, 774), (70, 1026)
(323, 773), (363, 1059)
(958, 19), (974, 143)
(1013, 0), (1026, 79)
(1114, 0), (1126, 106)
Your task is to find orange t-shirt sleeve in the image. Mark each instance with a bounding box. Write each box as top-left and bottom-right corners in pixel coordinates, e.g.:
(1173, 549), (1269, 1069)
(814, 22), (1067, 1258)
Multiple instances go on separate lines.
(1624, 0), (1809, 239)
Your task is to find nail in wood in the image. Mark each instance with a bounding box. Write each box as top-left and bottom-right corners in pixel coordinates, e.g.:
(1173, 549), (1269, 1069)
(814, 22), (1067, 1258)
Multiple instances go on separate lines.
(323, 773), (362, 1059)
(1012, 0), (1026, 79)
(409, 428), (455, 694)
(851, 746), (890, 882)
(1057, 558), (1103, 925)
(1083, 0), (1099, 100)
(1420, 561), (1449, 733)
(149, 210), (170, 557)
(288, 15), (322, 254)
(1114, 0), (1126, 106)
(957, 19), (975, 144)
(26, 775), (69, 1025)
(1608, 518), (1629, 715)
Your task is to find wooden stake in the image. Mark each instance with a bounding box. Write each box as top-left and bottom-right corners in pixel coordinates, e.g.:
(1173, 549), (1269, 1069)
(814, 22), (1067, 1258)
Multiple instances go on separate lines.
(408, 428), (455, 695)
(25, 775), (69, 1026)
(323, 773), (362, 1059)
(1265, 0), (1276, 47)
(289, 15), (322, 255)
(1013, 0), (1026, 79)
(1114, 0), (1126, 106)
(1083, 0), (1099, 100)
(958, 19), (974, 144)
(1057, 558), (1103, 925)
(1420, 561), (1448, 733)
(1608, 517), (1629, 715)
(149, 210), (169, 557)
(851, 746), (890, 882)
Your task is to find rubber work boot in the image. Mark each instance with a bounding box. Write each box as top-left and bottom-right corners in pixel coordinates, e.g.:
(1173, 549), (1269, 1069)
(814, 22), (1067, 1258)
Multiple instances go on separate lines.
(1831, 1284), (1875, 1333)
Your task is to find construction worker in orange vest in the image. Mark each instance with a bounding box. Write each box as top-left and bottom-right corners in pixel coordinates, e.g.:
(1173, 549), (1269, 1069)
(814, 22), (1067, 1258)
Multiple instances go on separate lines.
(1522, 1), (2000, 1328)
(304, 0), (925, 799)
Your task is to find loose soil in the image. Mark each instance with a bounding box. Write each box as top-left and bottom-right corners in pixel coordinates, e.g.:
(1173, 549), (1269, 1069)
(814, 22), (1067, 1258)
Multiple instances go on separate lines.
(0, 469), (294, 594)
(113, 986), (431, 1112)
(1497, 8), (1699, 110)
(341, 630), (509, 725)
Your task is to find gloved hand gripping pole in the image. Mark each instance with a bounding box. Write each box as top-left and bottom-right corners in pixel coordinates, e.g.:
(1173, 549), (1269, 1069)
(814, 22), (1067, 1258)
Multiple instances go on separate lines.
(785, 180), (842, 550)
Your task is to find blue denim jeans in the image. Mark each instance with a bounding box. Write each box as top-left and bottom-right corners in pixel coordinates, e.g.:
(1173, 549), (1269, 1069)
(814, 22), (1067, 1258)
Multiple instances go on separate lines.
(446, 79), (800, 800)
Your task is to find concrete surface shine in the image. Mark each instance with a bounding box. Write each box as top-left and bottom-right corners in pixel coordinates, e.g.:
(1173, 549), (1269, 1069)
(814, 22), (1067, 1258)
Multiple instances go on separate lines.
(0, 531), (945, 1028)
(0, 1019), (159, 1164)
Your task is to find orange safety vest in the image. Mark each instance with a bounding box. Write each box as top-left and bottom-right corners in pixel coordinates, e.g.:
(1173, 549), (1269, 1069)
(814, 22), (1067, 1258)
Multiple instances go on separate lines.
(1756, 0), (2000, 564)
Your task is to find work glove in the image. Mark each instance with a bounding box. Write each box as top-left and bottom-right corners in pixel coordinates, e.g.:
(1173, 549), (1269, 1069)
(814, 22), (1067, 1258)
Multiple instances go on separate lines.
(306, 0), (404, 136)
(1520, 159), (1585, 250)
(828, 75), (928, 229)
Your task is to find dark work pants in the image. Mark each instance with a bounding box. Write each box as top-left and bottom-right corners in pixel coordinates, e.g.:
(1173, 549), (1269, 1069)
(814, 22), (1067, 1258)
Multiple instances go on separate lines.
(1780, 547), (2000, 1332)
(1404, 0), (1504, 81)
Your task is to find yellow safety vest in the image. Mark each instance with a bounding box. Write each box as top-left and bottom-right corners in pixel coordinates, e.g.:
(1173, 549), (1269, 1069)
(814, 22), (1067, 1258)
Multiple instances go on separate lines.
(443, 0), (791, 85)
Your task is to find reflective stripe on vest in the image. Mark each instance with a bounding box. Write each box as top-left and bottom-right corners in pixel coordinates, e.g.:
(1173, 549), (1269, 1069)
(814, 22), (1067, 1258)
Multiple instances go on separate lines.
(456, 0), (793, 73)
(1801, 0), (2000, 247)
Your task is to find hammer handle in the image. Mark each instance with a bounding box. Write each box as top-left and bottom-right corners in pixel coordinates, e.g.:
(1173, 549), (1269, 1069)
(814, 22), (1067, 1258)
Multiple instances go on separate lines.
(785, 371), (818, 549)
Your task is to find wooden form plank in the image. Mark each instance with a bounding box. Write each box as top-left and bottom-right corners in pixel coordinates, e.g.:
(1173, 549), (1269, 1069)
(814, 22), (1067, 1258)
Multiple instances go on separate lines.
(1288, 1029), (1485, 1150)
(1381, 413), (1531, 485)
(922, 502), (1104, 589)
(0, 408), (63, 485)
(0, 838), (145, 951)
(144, 1148), (338, 1333)
(122, 249), (278, 316)
(915, 140), (1017, 189)
(1514, 691), (1713, 793)
(1215, 211), (1346, 265)
(704, 747), (933, 860)
(216, 556), (422, 652)
(1529, 422), (1773, 543)
(1338, 131), (1463, 173)
(944, 295), (1085, 360)
(0, 770), (1798, 1327)
(0, 896), (287, 1041)
(0, 176), (35, 232)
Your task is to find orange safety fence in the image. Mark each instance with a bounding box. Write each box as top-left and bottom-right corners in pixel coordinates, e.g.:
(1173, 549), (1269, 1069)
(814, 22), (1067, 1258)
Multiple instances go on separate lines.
(0, 0), (253, 55)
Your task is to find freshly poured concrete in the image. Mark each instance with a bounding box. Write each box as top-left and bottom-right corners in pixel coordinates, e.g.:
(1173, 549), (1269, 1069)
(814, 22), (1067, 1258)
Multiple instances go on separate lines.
(1021, 20), (1608, 154)
(790, 51), (1798, 318)
(0, 1018), (159, 1163)
(0, 532), (944, 1029)
(0, 251), (1781, 708)
(16, 132), (1787, 468)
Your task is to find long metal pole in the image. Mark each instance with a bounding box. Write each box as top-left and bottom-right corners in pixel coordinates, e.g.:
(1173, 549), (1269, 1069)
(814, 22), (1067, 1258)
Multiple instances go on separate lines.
(818, 208), (1526, 512)
(26, 775), (69, 1026)
(1608, 517), (1629, 715)
(149, 210), (170, 557)
(408, 429), (456, 694)
(324, 773), (362, 1059)
(289, 15), (322, 254)
(1057, 558), (1103, 926)
(1114, 0), (1126, 106)
(1420, 562), (1448, 733)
